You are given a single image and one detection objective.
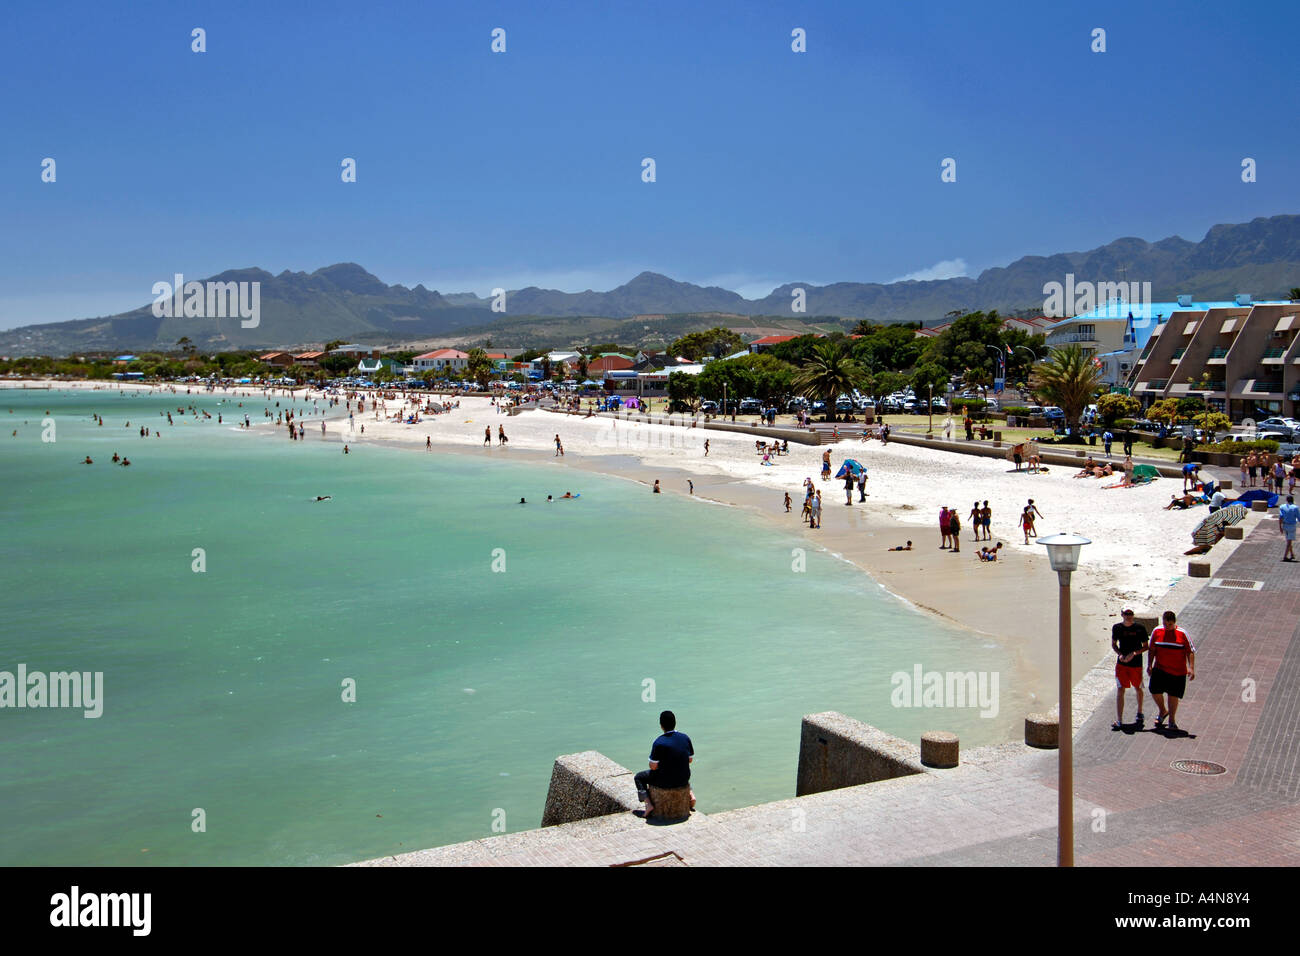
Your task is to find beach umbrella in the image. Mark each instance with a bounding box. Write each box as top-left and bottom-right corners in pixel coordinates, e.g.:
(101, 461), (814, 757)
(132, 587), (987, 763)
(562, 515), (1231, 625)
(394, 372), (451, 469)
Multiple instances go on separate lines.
(1131, 464), (1160, 482)
(834, 459), (866, 479)
(1191, 504), (1248, 546)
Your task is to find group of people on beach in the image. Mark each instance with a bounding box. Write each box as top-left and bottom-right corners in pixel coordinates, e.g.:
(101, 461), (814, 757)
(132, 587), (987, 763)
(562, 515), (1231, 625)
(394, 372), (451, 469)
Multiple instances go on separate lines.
(1240, 451), (1300, 495)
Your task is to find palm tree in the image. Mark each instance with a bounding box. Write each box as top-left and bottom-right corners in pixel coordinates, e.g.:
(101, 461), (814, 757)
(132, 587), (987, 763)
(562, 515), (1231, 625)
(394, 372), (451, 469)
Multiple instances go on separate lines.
(792, 342), (864, 422)
(1289, 287), (1300, 302)
(1035, 344), (1101, 438)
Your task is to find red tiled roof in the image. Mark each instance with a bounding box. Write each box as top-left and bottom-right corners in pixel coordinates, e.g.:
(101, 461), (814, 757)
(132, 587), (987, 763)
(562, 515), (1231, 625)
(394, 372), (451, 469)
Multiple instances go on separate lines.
(413, 349), (470, 360)
(752, 334), (800, 345)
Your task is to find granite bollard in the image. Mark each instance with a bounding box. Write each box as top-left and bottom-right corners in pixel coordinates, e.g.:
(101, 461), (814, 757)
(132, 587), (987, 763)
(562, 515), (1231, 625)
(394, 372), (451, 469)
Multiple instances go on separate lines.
(1025, 713), (1059, 749)
(920, 731), (959, 769)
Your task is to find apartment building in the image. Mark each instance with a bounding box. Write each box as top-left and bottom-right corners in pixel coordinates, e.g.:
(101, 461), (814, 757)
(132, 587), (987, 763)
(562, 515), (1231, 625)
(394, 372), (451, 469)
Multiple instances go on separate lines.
(1128, 299), (1300, 420)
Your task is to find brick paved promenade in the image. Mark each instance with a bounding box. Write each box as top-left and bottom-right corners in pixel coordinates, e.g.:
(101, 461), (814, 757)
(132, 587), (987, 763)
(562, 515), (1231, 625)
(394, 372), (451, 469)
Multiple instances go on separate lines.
(357, 519), (1300, 867)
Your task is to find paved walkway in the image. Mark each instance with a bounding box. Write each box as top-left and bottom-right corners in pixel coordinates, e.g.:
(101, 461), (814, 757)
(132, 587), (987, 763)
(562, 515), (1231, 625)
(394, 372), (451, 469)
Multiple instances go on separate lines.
(357, 519), (1300, 866)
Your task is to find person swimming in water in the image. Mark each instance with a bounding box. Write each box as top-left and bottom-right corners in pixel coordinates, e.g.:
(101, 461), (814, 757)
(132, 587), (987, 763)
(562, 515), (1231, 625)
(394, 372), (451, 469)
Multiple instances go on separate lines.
(519, 497), (526, 504)
(83, 456), (93, 464)
(314, 495), (332, 501)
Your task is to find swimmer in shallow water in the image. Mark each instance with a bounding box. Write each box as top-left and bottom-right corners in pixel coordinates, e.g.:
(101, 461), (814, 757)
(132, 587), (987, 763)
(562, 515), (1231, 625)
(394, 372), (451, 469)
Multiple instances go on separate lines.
(83, 456), (93, 464)
(315, 496), (332, 501)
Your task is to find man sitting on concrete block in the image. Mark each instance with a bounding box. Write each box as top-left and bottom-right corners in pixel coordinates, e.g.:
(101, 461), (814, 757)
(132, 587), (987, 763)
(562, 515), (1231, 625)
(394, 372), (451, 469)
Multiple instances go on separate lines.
(634, 710), (695, 818)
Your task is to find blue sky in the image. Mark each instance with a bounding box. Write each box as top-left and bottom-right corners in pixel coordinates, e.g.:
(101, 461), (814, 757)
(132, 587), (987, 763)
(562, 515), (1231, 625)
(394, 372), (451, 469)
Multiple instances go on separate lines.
(1, 0), (1296, 329)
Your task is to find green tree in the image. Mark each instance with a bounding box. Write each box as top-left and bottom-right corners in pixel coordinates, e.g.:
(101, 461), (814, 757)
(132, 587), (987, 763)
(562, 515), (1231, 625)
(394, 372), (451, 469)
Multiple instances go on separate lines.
(1195, 411), (1231, 442)
(870, 371), (912, 403)
(1034, 344), (1101, 436)
(669, 327), (746, 361)
(696, 353), (795, 405)
(323, 340), (348, 353)
(792, 343), (865, 422)
(1096, 393), (1141, 427)
(1289, 287), (1300, 302)
(910, 362), (949, 401)
(666, 371), (699, 412)
(577, 353), (590, 380)
(466, 348), (493, 387)
(1147, 398), (1181, 426)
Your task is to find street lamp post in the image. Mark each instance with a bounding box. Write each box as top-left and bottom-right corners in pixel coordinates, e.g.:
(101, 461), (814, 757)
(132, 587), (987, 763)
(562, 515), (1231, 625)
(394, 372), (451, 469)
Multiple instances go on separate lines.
(1038, 532), (1090, 868)
(927, 383), (933, 435)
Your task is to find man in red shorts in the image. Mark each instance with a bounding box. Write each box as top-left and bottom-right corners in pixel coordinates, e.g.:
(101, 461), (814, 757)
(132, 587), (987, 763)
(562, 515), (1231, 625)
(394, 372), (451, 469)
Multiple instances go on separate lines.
(1147, 610), (1196, 733)
(1111, 609), (1148, 730)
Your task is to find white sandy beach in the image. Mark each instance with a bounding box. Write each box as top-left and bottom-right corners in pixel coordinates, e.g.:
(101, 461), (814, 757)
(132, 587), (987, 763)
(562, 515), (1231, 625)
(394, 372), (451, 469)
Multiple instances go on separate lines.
(10, 379), (1228, 710)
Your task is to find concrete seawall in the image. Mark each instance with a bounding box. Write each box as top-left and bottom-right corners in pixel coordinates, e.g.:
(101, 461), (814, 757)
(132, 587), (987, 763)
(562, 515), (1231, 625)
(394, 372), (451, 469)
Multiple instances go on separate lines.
(796, 711), (927, 796)
(540, 751), (640, 826)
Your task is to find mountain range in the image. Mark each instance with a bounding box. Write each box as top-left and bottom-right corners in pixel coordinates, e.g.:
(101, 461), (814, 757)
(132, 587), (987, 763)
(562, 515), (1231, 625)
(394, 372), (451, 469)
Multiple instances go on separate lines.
(3, 214), (1298, 355)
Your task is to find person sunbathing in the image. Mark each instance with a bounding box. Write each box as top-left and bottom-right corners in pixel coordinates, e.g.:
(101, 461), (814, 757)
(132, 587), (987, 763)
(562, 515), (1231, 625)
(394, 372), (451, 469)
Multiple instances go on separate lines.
(889, 541), (913, 551)
(1164, 493), (1196, 510)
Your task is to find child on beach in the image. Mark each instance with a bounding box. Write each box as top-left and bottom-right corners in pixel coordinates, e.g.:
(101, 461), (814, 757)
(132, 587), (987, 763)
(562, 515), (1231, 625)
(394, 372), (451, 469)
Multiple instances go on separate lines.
(889, 541), (913, 551)
(810, 492), (822, 528)
(784, 492), (792, 513)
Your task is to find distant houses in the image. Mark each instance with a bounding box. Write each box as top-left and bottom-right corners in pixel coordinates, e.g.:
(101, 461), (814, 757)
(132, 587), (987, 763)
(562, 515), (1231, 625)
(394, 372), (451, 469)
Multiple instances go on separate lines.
(410, 348), (469, 372)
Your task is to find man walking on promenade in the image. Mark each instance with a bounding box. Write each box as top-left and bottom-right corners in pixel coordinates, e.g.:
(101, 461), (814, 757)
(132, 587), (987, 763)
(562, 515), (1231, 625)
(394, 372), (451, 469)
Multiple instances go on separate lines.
(1148, 611), (1196, 733)
(1111, 609), (1148, 730)
(1103, 429), (1113, 456)
(1280, 494), (1300, 561)
(634, 710), (694, 818)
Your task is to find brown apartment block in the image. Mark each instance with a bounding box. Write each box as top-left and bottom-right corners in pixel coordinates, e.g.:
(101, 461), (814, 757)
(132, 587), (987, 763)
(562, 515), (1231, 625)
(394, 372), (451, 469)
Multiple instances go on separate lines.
(1129, 303), (1300, 419)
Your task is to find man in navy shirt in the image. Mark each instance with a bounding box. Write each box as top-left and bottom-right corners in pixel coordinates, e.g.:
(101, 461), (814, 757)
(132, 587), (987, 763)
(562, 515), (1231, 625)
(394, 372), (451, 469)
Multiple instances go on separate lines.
(634, 710), (694, 817)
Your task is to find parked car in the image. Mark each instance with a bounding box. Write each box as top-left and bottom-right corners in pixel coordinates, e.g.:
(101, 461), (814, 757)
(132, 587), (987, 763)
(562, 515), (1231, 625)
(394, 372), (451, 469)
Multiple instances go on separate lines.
(1043, 406), (1065, 421)
(739, 398), (764, 414)
(699, 400), (719, 414)
(1257, 417), (1300, 432)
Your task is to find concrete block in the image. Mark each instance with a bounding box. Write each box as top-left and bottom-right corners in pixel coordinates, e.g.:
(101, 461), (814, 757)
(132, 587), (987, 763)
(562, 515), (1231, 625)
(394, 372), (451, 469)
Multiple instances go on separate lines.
(1025, 713), (1058, 749)
(796, 711), (924, 797)
(920, 731), (959, 769)
(1252, 499), (1269, 512)
(1219, 479), (1233, 490)
(541, 750), (639, 827)
(1224, 525), (1244, 540)
(1188, 560), (1212, 578)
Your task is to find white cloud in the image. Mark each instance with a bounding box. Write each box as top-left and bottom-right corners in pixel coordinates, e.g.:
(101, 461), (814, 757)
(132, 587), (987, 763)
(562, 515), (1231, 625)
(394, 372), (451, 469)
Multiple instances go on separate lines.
(889, 258), (969, 283)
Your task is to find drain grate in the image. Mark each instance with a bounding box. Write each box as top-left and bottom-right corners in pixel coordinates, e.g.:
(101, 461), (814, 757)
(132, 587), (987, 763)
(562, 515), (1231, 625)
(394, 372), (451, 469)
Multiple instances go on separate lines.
(1171, 759), (1227, 776)
(1210, 578), (1262, 591)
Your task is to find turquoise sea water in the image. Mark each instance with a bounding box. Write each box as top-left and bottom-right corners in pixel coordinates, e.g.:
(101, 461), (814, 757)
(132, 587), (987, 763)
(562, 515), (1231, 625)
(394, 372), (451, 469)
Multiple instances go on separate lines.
(0, 387), (1021, 865)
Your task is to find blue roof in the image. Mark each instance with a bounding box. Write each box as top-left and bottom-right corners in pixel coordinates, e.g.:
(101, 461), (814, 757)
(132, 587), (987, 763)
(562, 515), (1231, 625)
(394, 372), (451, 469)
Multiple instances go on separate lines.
(1054, 300), (1268, 352)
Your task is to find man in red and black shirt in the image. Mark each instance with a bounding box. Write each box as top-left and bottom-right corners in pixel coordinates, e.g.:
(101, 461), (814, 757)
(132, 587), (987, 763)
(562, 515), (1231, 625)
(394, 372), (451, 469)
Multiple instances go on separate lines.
(1147, 610), (1196, 732)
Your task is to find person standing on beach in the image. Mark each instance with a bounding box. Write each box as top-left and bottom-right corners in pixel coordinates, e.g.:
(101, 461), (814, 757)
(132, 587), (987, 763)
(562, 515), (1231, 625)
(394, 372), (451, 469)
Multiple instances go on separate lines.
(981, 501), (992, 541)
(1026, 499), (1044, 532)
(1279, 495), (1300, 561)
(784, 492), (792, 513)
(688, 480), (694, 495)
(821, 449), (832, 481)
(948, 508), (961, 552)
(857, 468), (868, 501)
(1020, 506), (1033, 544)
(1148, 611), (1195, 732)
(703, 439), (709, 457)
(498, 425), (508, 446)
(968, 501), (981, 543)
(811, 491), (822, 528)
(554, 434), (564, 456)
(1111, 609), (1148, 729)
(844, 469), (855, 505)
(939, 506), (951, 549)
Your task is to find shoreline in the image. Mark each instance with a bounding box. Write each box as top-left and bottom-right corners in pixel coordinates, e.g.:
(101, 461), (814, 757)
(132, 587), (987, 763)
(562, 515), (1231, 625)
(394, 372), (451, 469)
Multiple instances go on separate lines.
(12, 379), (1214, 727)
